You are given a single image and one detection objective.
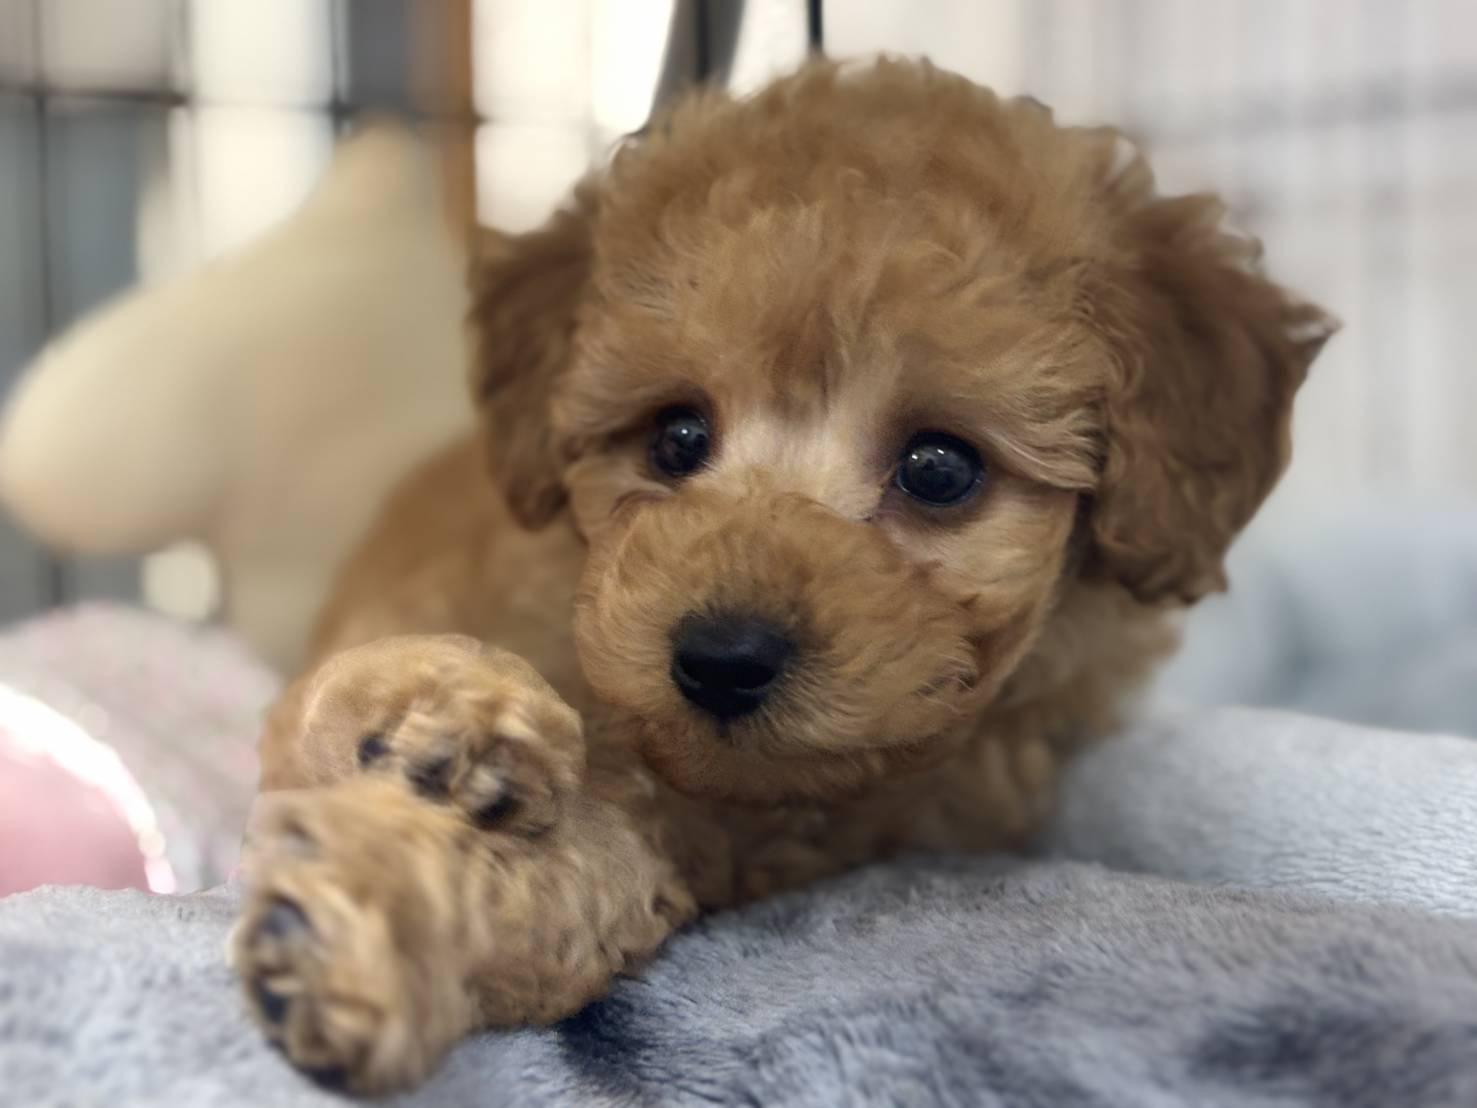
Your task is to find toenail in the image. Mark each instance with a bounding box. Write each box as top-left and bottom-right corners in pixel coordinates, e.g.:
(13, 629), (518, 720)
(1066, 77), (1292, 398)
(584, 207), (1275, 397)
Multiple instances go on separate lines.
(357, 732), (388, 767)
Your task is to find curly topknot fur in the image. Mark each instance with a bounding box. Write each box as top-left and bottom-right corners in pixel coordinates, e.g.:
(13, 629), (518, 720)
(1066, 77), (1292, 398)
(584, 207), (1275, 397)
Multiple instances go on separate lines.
(236, 58), (1335, 1093)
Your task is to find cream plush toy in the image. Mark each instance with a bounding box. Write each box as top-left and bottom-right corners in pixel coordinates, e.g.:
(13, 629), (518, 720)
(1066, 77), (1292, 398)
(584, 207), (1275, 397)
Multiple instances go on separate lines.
(0, 126), (473, 672)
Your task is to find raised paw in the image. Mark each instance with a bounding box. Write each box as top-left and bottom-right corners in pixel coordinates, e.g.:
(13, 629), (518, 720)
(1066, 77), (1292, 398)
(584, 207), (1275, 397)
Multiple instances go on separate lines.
(359, 676), (579, 836)
(260, 635), (584, 836)
(234, 779), (477, 1095)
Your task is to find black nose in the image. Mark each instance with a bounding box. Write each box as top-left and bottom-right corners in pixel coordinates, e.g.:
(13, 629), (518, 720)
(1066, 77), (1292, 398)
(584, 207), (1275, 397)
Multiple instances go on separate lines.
(671, 613), (793, 721)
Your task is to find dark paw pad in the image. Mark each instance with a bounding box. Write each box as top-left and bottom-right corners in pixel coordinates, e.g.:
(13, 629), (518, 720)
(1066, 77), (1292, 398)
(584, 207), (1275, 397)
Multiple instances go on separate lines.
(472, 791), (521, 829)
(407, 754), (454, 799)
(253, 978), (290, 1025)
(357, 732), (389, 767)
(303, 1063), (350, 1092)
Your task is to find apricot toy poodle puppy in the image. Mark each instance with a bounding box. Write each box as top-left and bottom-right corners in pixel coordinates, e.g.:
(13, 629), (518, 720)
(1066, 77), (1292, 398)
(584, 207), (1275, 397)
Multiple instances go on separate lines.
(231, 58), (1334, 1093)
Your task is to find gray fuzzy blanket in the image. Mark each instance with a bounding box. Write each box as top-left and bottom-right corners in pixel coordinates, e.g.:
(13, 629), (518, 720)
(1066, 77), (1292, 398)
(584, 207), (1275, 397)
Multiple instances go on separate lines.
(4, 708), (1477, 1106)
(4, 860), (1477, 1107)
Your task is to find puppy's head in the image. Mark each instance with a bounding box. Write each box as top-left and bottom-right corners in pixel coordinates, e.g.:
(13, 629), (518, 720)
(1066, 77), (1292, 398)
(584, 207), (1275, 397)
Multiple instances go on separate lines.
(469, 60), (1334, 805)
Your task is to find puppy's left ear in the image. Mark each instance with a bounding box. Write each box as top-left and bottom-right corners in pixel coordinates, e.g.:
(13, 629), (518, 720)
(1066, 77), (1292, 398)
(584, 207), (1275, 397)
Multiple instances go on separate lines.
(468, 184), (596, 528)
(1090, 187), (1337, 604)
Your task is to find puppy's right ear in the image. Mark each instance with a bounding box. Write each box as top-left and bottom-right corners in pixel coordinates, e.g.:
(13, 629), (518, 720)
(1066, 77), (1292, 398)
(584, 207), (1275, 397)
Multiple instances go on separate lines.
(468, 184), (595, 528)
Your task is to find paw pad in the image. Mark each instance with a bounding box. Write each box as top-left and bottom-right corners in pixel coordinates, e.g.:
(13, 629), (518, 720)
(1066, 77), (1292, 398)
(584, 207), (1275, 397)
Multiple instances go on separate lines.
(472, 790), (521, 829)
(253, 978), (290, 1025)
(357, 732), (389, 767)
(407, 752), (455, 798)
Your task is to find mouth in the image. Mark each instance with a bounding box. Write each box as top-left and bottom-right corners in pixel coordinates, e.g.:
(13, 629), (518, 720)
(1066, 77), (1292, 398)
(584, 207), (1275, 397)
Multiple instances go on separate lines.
(630, 715), (959, 805)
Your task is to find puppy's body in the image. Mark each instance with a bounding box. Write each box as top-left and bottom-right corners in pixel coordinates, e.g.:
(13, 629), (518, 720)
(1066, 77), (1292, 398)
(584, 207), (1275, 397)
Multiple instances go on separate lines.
(235, 60), (1332, 1093)
(307, 440), (584, 698)
(298, 436), (1165, 896)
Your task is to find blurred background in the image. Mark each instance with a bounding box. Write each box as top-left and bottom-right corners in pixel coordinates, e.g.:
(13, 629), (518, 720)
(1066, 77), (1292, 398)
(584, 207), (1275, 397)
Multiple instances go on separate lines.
(2, 0), (1475, 610)
(0, 0), (1473, 893)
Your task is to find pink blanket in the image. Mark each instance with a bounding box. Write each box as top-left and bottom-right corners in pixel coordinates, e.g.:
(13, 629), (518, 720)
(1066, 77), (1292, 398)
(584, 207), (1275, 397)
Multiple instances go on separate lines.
(0, 603), (277, 894)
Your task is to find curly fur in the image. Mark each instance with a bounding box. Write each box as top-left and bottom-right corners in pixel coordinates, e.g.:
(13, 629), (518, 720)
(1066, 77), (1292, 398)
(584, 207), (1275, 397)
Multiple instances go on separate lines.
(232, 58), (1335, 1093)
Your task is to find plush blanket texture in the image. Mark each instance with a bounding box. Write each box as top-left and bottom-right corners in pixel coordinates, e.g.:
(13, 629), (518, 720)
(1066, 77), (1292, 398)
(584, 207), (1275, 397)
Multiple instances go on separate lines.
(3, 707), (1477, 1106)
(1045, 707), (1477, 918)
(5, 859), (1477, 1108)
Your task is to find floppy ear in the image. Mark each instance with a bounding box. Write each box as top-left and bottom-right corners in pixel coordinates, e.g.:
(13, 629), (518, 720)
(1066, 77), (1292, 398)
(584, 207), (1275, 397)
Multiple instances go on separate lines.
(1089, 188), (1337, 604)
(468, 184), (596, 528)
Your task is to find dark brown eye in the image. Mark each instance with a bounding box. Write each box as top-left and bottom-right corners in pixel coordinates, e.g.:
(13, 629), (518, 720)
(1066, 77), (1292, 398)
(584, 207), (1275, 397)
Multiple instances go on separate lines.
(650, 406), (711, 478)
(895, 432), (984, 506)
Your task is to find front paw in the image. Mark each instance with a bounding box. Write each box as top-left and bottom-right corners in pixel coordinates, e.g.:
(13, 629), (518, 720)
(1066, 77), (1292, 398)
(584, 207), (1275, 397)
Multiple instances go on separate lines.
(361, 670), (581, 836)
(233, 781), (474, 1095)
(282, 636), (585, 836)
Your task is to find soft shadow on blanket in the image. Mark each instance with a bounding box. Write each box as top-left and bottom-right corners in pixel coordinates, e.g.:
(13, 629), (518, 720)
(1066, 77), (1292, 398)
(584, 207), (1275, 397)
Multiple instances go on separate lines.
(3, 857), (1477, 1107)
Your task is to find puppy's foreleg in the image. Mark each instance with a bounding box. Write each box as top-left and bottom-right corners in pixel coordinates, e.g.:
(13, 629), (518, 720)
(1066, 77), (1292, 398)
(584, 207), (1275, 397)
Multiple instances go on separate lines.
(233, 777), (692, 1094)
(234, 633), (695, 1093)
